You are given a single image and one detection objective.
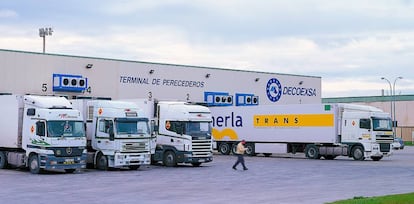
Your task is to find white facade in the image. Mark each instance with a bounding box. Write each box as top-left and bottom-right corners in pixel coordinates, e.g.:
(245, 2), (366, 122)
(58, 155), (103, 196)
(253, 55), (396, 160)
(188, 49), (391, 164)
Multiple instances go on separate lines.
(0, 49), (321, 106)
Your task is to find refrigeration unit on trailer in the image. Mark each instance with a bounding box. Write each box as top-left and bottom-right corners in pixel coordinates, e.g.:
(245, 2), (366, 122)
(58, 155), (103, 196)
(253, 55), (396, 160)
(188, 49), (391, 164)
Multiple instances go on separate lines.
(70, 99), (152, 170)
(211, 103), (393, 161)
(131, 99), (213, 167)
(0, 94), (86, 174)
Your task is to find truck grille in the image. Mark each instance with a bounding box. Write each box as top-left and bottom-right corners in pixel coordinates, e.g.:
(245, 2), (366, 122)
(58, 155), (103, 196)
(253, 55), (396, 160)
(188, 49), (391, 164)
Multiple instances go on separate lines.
(192, 139), (212, 157)
(122, 141), (149, 153)
(52, 147), (84, 157)
(380, 143), (391, 152)
(376, 135), (393, 143)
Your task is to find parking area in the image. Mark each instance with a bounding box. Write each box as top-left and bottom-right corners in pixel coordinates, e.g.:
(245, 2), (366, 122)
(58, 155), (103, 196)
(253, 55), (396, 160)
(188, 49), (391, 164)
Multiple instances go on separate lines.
(1, 147), (414, 204)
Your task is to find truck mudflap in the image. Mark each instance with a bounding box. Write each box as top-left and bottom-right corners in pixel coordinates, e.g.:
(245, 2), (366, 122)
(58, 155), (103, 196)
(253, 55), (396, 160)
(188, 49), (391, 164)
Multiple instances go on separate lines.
(112, 152), (151, 167)
(40, 154), (86, 170)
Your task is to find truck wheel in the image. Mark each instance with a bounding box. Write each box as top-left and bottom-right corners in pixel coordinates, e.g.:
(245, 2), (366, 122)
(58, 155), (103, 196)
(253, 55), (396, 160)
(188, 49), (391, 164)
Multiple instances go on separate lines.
(231, 143), (238, 154)
(245, 143), (256, 156)
(191, 162), (201, 167)
(163, 151), (177, 167)
(65, 169), (76, 173)
(371, 156), (382, 161)
(352, 146), (365, 161)
(96, 153), (109, 170)
(305, 145), (320, 159)
(129, 165), (140, 170)
(218, 143), (231, 155)
(29, 154), (41, 174)
(0, 151), (8, 169)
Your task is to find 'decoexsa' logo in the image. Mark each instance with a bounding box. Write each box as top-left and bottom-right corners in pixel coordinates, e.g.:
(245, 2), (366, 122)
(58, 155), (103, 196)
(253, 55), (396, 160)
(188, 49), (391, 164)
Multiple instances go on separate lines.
(266, 78), (282, 102)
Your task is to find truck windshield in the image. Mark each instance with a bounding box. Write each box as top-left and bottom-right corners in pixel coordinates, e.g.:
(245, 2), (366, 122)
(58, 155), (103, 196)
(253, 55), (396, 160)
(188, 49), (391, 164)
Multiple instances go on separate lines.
(185, 122), (211, 136)
(372, 118), (392, 131)
(47, 121), (85, 137)
(115, 118), (150, 135)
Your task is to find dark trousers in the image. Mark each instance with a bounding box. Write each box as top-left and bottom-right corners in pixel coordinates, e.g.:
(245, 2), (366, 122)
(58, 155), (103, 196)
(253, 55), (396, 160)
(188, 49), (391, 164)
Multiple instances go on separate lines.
(233, 154), (247, 169)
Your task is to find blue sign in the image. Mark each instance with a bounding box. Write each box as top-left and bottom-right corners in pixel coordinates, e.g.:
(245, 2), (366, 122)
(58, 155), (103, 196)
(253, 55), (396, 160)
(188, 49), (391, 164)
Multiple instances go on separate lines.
(53, 74), (88, 93)
(235, 93), (259, 106)
(204, 92), (233, 106)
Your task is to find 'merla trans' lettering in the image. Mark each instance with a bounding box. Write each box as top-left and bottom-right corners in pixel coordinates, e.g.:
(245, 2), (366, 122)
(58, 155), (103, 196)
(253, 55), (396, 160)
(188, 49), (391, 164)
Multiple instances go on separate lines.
(255, 116), (299, 125)
(212, 112), (243, 127)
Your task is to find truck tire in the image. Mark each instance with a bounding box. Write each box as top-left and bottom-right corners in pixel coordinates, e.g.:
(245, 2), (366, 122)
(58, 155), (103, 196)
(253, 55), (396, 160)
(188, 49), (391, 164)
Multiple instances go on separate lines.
(231, 143), (238, 155)
(245, 143), (256, 156)
(0, 151), (7, 169)
(96, 153), (109, 170)
(218, 143), (231, 155)
(352, 146), (365, 161)
(29, 154), (41, 174)
(305, 145), (320, 159)
(163, 151), (177, 167)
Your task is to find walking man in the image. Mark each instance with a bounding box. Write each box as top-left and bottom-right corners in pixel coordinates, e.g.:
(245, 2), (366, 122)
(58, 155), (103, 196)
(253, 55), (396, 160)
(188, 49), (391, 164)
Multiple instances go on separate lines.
(232, 140), (248, 170)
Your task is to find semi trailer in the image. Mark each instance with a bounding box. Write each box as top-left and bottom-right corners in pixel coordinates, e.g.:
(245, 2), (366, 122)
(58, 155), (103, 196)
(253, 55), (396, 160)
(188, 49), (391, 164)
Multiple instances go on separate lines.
(211, 103), (394, 161)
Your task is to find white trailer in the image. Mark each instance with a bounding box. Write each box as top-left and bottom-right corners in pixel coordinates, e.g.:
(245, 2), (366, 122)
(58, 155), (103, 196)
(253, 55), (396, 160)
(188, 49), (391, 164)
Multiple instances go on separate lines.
(70, 99), (152, 170)
(211, 103), (394, 161)
(130, 99), (213, 167)
(0, 94), (86, 173)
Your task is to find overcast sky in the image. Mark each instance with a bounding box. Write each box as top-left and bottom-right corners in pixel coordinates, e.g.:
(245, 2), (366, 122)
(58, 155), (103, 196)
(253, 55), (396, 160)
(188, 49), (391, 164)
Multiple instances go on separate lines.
(1, 0), (414, 98)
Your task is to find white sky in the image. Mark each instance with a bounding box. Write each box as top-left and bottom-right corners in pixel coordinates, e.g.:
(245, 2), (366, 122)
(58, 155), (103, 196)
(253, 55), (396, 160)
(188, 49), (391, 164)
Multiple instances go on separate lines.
(1, 0), (414, 98)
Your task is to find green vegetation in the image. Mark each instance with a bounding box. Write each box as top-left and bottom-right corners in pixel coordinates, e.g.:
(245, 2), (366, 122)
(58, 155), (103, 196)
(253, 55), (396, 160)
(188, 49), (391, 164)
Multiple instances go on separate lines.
(327, 193), (414, 204)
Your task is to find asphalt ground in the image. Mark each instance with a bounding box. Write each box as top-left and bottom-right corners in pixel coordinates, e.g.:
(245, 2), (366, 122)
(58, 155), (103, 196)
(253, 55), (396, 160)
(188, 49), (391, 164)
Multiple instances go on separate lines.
(1, 147), (414, 204)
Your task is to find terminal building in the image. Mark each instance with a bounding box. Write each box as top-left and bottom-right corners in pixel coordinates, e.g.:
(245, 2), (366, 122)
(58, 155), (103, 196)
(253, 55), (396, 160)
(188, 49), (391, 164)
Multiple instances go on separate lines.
(0, 49), (321, 105)
(1, 49), (412, 141)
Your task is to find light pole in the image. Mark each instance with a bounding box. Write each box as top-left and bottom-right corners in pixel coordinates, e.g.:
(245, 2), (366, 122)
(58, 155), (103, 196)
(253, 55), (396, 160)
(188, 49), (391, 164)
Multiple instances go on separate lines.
(392, 77), (403, 134)
(39, 27), (53, 53)
(381, 76), (403, 137)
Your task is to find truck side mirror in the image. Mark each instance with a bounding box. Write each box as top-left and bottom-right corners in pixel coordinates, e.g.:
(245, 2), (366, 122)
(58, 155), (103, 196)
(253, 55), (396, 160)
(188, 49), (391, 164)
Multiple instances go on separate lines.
(109, 128), (114, 141)
(150, 120), (158, 133)
(36, 121), (45, 137)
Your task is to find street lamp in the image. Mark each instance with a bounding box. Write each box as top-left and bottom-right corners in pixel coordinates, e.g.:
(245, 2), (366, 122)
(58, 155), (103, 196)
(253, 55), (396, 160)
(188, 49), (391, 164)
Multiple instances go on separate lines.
(381, 76), (403, 137)
(39, 27), (53, 53)
(393, 77), (403, 131)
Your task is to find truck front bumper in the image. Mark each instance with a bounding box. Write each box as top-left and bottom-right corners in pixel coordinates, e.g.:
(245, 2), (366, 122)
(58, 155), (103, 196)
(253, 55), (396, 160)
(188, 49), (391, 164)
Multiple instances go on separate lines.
(178, 152), (213, 164)
(40, 154), (87, 170)
(113, 152), (151, 167)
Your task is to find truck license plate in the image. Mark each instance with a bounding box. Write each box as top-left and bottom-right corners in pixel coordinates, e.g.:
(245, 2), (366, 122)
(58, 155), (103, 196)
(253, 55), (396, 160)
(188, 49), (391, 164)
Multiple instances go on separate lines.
(64, 159), (75, 164)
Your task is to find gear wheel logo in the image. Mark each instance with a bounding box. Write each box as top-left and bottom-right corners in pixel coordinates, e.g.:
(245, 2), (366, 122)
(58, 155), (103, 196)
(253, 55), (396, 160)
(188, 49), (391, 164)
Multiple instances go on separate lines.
(266, 78), (282, 102)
